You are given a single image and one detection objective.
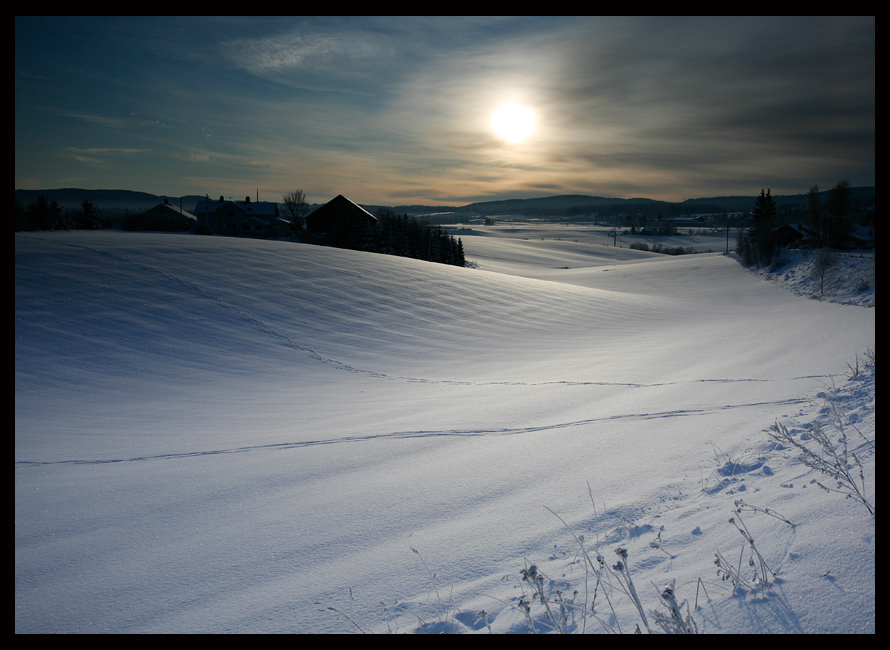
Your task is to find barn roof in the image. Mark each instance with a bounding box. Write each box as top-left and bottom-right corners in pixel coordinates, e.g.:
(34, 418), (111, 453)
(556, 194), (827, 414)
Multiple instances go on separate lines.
(308, 195), (378, 223)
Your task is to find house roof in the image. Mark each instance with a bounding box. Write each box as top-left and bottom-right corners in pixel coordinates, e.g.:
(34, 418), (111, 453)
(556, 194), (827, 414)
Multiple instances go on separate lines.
(850, 225), (875, 246)
(149, 201), (197, 220)
(193, 198), (279, 217)
(774, 223), (817, 240)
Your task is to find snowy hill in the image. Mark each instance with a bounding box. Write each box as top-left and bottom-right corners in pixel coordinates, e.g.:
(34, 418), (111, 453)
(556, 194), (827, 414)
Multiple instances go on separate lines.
(15, 231), (873, 633)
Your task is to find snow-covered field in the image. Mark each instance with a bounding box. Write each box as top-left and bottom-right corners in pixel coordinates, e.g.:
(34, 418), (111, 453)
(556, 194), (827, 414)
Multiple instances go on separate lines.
(15, 229), (874, 633)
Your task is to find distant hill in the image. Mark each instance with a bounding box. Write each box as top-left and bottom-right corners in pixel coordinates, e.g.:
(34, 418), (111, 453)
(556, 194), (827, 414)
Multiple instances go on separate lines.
(15, 187), (874, 220)
(678, 187), (876, 215)
(459, 194), (659, 217)
(459, 188), (875, 218)
(14, 188), (206, 215)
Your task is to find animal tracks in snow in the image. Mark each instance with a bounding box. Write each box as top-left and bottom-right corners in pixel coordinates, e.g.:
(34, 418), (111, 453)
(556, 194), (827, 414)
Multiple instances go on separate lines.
(16, 396), (808, 468)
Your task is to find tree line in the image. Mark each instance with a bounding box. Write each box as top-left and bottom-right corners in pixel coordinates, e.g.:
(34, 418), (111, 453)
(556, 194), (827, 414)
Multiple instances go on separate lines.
(15, 196), (103, 231)
(375, 209), (466, 267)
(306, 207), (467, 268)
(736, 179), (866, 267)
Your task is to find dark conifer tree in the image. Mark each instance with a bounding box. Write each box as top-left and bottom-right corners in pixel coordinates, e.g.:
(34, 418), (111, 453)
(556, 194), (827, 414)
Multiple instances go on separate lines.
(740, 188), (778, 266)
(25, 196), (67, 231)
(74, 199), (102, 229)
(825, 179), (853, 248)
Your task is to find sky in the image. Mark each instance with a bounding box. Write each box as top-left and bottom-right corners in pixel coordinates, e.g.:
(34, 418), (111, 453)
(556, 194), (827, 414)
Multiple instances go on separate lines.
(15, 16), (875, 207)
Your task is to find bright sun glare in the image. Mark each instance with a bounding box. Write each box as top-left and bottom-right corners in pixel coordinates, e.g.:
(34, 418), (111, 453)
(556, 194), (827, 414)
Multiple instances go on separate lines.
(491, 103), (536, 144)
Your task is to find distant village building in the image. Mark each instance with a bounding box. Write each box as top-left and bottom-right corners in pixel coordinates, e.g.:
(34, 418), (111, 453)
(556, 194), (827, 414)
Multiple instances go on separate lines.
(849, 225), (876, 250)
(193, 195), (289, 237)
(143, 199), (197, 223)
(306, 194), (379, 234)
(121, 198), (197, 232)
(773, 223), (817, 248)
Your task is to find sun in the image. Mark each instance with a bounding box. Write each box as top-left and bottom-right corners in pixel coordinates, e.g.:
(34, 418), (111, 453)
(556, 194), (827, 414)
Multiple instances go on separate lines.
(490, 103), (536, 144)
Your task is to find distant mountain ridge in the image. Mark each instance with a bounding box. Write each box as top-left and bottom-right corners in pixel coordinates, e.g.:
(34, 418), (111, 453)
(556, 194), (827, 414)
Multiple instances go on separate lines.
(14, 186), (875, 218)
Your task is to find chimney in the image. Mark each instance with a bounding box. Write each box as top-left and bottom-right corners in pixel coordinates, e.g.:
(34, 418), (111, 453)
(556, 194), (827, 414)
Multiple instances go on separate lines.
(219, 195), (224, 202)
(245, 196), (251, 203)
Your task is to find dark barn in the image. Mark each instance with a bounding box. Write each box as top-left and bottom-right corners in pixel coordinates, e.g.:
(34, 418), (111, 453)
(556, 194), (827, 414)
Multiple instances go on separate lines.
(307, 194), (378, 232)
(306, 194), (379, 249)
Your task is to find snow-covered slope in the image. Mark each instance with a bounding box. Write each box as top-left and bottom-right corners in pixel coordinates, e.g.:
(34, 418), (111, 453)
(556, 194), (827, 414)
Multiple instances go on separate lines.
(15, 231), (874, 633)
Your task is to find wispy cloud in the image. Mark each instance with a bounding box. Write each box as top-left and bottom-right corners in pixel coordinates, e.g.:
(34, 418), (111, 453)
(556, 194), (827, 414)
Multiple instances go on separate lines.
(15, 16), (874, 204)
(58, 147), (146, 167)
(226, 29), (392, 79)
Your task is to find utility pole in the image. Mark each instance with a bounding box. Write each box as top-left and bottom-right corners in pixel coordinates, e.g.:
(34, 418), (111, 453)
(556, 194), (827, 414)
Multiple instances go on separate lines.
(725, 215), (730, 255)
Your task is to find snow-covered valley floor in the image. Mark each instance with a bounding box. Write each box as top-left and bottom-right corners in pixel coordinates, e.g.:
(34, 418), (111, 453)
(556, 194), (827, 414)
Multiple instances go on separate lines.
(15, 230), (874, 633)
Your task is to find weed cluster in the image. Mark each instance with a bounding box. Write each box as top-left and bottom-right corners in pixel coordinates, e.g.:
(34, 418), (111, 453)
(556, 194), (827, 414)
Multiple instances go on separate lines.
(517, 563), (578, 633)
(768, 420), (873, 515)
(766, 348), (874, 516)
(506, 499), (707, 634)
(513, 529), (708, 634)
(846, 345), (875, 380)
(651, 581), (700, 634)
(713, 512), (777, 595)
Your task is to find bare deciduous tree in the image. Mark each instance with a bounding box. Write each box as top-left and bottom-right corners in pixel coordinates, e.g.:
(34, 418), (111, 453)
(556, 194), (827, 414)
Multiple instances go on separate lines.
(282, 190), (308, 232)
(813, 247), (834, 297)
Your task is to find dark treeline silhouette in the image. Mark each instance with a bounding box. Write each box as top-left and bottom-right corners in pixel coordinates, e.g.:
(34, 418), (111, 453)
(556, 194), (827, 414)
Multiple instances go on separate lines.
(15, 195), (198, 232)
(310, 208), (466, 268)
(372, 209), (465, 267)
(736, 180), (871, 267)
(15, 196), (105, 231)
(629, 241), (698, 255)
